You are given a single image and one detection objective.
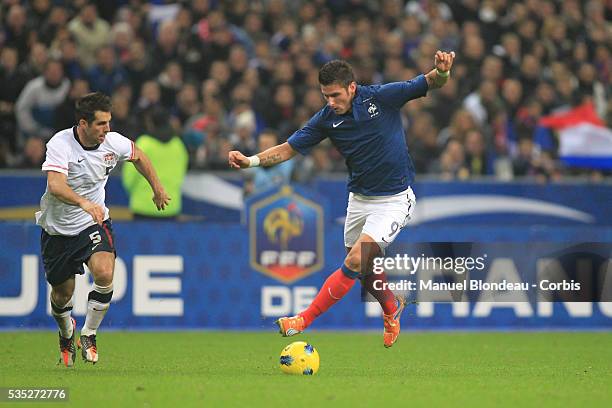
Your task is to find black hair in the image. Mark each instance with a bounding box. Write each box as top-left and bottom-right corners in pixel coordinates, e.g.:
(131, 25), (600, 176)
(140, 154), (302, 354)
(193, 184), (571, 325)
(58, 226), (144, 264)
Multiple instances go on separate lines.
(75, 92), (112, 124)
(318, 60), (355, 87)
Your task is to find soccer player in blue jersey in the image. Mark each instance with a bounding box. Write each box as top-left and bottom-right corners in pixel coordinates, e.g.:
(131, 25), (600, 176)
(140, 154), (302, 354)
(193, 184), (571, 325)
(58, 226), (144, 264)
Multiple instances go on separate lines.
(229, 50), (455, 347)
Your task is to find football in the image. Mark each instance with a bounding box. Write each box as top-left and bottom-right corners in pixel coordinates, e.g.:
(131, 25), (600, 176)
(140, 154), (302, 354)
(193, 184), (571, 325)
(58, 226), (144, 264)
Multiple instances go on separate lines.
(279, 341), (320, 375)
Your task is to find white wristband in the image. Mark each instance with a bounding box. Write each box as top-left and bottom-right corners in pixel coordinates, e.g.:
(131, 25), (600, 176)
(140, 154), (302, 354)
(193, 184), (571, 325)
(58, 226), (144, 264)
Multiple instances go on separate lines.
(247, 155), (260, 167)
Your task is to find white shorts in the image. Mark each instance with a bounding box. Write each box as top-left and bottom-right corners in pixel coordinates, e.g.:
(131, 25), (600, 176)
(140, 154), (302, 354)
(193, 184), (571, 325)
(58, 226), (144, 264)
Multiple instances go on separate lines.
(344, 187), (416, 251)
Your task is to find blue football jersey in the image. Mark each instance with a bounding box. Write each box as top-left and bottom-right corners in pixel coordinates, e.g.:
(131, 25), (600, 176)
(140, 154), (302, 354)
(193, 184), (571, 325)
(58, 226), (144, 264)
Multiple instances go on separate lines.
(287, 74), (429, 196)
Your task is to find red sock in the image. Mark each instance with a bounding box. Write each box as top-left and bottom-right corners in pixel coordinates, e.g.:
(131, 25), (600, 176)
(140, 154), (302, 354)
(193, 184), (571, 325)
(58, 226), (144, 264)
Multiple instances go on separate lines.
(299, 267), (357, 327)
(362, 272), (398, 315)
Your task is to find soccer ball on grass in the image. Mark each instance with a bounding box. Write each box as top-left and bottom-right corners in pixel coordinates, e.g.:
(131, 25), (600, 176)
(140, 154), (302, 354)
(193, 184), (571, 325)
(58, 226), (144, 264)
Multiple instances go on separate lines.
(279, 341), (320, 375)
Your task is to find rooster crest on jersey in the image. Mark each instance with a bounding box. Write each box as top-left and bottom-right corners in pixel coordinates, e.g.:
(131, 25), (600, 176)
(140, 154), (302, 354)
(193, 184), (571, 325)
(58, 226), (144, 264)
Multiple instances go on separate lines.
(249, 185), (324, 284)
(367, 102), (379, 118)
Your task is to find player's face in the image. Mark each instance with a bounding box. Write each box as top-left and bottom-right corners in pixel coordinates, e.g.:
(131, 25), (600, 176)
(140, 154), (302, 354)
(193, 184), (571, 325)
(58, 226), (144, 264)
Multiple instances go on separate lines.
(321, 82), (356, 115)
(82, 111), (111, 145)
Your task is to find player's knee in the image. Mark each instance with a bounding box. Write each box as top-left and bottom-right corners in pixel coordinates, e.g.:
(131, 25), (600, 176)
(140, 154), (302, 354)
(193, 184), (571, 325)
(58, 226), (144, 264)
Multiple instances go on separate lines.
(92, 267), (114, 286)
(51, 290), (73, 307)
(344, 251), (363, 275)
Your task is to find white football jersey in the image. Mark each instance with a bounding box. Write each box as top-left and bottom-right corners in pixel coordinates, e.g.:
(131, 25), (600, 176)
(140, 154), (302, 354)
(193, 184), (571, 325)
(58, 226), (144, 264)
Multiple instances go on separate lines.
(35, 127), (134, 235)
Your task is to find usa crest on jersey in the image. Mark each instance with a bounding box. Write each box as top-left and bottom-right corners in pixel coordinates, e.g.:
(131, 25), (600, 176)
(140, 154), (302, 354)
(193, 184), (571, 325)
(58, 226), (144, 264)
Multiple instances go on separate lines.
(103, 153), (117, 167)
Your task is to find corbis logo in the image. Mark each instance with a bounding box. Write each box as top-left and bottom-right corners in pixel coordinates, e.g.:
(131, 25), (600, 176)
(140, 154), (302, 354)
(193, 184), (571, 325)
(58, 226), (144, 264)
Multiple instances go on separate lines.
(250, 186), (324, 283)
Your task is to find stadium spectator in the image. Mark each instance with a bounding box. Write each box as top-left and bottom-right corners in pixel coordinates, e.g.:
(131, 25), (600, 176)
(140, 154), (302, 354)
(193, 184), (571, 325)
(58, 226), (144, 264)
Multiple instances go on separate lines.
(174, 83), (201, 125)
(150, 20), (181, 76)
(0, 47), (21, 153)
(512, 137), (539, 177)
(243, 129), (294, 197)
(54, 79), (90, 131)
(87, 45), (127, 96)
(123, 39), (152, 100)
(109, 21), (134, 65)
(16, 42), (48, 84)
(14, 136), (45, 169)
(427, 77), (461, 129)
(158, 61), (184, 110)
(26, 0), (52, 30)
(2, 4), (30, 62)
(408, 112), (441, 174)
(135, 80), (161, 117)
(39, 5), (70, 49)
(15, 59), (70, 143)
(438, 108), (478, 147)
(463, 79), (503, 126)
(228, 107), (257, 157)
(67, 3), (110, 69)
(55, 38), (85, 81)
(109, 93), (139, 139)
(464, 129), (492, 176)
(431, 138), (468, 180)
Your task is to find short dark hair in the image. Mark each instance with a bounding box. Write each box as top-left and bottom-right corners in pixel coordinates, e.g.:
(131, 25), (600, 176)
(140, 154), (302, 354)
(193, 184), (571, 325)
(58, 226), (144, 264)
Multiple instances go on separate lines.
(75, 92), (112, 123)
(318, 60), (355, 87)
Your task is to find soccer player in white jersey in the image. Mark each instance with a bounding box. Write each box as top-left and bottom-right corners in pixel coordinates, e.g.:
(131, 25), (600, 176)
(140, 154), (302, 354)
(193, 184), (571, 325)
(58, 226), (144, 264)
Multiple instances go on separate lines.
(37, 92), (170, 366)
(229, 51), (455, 347)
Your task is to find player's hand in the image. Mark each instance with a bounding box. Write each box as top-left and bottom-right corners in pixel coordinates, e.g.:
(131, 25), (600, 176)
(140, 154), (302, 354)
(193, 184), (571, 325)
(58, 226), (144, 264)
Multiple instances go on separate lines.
(228, 150), (250, 169)
(80, 200), (105, 225)
(435, 50), (455, 73)
(152, 188), (171, 211)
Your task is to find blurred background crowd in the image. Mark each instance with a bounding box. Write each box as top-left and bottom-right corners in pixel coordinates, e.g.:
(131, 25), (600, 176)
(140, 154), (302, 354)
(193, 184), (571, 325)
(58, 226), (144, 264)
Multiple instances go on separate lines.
(0, 0), (610, 184)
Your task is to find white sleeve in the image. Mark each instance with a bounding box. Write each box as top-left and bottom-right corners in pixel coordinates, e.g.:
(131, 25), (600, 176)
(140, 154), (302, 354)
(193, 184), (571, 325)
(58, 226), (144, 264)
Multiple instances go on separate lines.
(107, 132), (135, 162)
(42, 139), (69, 175)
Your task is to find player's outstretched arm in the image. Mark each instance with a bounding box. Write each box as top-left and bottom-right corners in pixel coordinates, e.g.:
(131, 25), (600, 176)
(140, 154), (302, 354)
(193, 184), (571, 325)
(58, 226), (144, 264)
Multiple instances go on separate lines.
(228, 142), (297, 169)
(130, 145), (171, 210)
(47, 171), (105, 224)
(425, 50), (455, 90)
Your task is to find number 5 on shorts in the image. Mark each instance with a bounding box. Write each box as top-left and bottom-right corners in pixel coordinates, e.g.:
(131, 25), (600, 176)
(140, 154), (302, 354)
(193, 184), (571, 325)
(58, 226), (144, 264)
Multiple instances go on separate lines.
(89, 231), (102, 244)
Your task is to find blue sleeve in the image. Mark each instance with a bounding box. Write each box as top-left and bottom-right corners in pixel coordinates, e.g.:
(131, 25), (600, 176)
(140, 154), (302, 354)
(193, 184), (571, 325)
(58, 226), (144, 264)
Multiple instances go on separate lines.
(287, 113), (326, 155)
(374, 74), (429, 109)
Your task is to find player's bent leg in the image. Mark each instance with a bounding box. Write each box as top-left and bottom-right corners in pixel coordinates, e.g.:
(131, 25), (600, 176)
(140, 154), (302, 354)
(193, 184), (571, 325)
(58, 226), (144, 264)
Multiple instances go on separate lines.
(277, 268), (359, 335)
(276, 263), (358, 336)
(352, 237), (406, 347)
(79, 251), (115, 364)
(360, 203), (413, 347)
(50, 278), (77, 367)
(277, 235), (378, 336)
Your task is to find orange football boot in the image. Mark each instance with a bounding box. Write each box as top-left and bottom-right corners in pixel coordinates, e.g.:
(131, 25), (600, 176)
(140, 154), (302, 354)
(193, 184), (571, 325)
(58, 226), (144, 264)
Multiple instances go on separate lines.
(383, 296), (406, 348)
(276, 315), (306, 337)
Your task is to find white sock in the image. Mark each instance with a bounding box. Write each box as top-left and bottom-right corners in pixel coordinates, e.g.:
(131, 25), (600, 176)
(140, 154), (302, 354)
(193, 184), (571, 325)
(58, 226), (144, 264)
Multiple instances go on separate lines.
(81, 283), (113, 336)
(51, 296), (74, 339)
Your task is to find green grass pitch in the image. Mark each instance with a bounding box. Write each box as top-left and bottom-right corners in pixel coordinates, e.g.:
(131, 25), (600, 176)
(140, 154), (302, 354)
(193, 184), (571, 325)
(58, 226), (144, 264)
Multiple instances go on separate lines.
(2, 331), (610, 407)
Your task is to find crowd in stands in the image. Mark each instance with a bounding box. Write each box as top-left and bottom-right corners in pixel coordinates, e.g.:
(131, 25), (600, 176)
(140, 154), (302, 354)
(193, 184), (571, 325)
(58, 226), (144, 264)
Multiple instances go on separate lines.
(0, 0), (610, 183)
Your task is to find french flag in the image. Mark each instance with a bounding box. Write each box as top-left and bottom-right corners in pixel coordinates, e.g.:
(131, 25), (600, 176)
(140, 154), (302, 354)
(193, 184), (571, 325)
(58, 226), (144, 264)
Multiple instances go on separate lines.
(539, 102), (612, 169)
